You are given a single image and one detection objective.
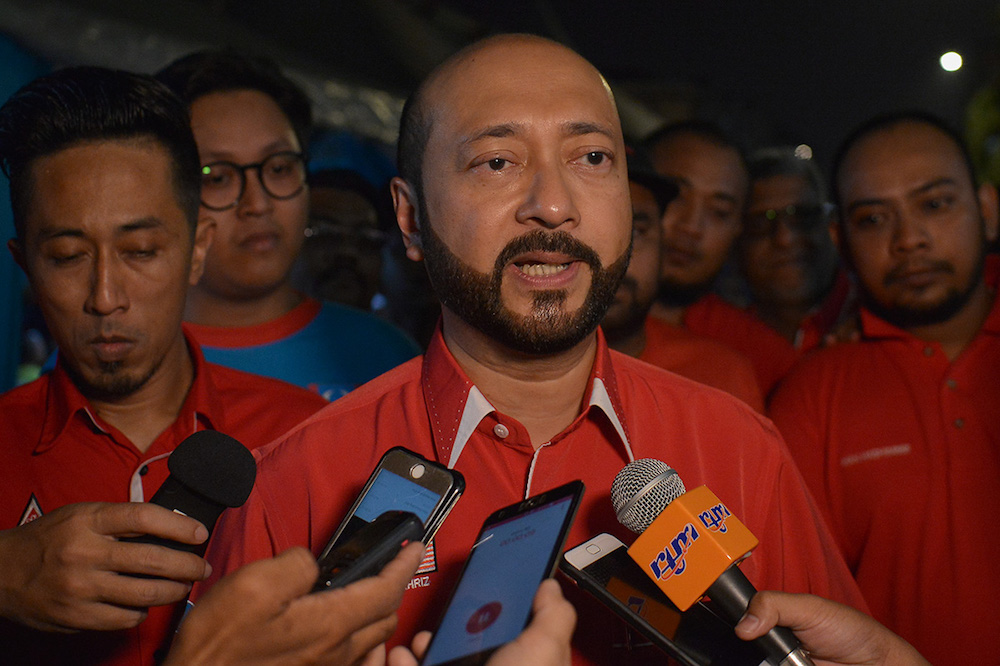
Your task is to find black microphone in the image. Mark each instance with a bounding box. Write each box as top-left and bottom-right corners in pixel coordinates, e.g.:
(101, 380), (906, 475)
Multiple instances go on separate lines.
(611, 459), (813, 666)
(123, 430), (256, 555)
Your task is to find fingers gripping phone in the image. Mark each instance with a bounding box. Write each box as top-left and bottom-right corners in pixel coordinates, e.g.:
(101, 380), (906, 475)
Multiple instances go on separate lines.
(419, 480), (585, 666)
(319, 447), (465, 561)
(313, 510), (424, 592)
(561, 533), (765, 665)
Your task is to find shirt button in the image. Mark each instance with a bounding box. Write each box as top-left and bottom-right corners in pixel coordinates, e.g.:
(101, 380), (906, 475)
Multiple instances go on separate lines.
(923, 346), (934, 357)
(493, 423), (509, 439)
(946, 379), (957, 389)
(138, 465), (149, 476)
(954, 418), (965, 429)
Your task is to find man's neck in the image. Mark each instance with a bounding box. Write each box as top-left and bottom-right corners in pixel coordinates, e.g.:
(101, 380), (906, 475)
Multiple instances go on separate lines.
(441, 312), (598, 448)
(648, 301), (686, 327)
(905, 282), (995, 361)
(86, 333), (195, 453)
(753, 303), (813, 343)
(185, 284), (303, 328)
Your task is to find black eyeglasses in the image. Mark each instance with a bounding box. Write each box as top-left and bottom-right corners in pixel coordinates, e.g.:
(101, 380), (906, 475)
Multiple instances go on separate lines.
(200, 151), (307, 211)
(744, 203), (830, 239)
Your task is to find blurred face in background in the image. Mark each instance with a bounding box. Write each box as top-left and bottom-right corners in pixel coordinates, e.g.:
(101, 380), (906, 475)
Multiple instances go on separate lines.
(741, 172), (838, 311)
(649, 133), (746, 305)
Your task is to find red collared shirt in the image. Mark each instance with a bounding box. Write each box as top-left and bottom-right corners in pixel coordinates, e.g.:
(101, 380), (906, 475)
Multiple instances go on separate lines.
(683, 294), (799, 398)
(638, 316), (764, 412)
(202, 327), (865, 664)
(769, 263), (1000, 666)
(0, 331), (327, 666)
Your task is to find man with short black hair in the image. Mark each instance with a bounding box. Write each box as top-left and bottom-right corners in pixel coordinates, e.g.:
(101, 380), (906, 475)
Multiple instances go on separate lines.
(770, 112), (1000, 666)
(0, 66), (326, 665)
(157, 51), (418, 400)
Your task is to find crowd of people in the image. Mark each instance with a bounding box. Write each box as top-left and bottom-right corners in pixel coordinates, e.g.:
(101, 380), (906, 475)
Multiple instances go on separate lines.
(0, 31), (993, 666)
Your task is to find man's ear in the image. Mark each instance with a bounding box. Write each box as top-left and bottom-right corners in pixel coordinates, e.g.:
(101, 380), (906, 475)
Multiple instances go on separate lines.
(977, 182), (999, 243)
(390, 176), (423, 262)
(7, 238), (26, 274)
(188, 216), (216, 286)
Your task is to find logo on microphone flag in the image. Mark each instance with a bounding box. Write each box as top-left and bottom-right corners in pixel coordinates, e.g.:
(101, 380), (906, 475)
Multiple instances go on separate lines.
(627, 485), (758, 611)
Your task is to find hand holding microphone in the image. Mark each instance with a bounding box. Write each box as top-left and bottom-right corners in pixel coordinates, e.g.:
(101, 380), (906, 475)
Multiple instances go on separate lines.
(0, 430), (255, 633)
(611, 459), (813, 666)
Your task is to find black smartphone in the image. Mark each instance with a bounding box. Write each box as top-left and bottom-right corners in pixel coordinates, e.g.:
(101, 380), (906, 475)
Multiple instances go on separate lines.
(560, 533), (765, 665)
(313, 510), (424, 592)
(319, 447), (465, 560)
(419, 480), (585, 666)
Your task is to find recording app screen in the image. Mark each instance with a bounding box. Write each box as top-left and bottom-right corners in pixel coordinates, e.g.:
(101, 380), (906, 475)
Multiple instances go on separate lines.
(422, 495), (574, 665)
(341, 469), (441, 541)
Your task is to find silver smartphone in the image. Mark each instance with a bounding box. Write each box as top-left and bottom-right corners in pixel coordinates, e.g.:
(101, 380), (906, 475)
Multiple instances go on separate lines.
(319, 447), (465, 560)
(561, 533), (765, 665)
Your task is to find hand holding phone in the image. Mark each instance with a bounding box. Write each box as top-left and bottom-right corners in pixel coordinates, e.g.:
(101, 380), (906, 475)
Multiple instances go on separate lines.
(314, 511), (424, 592)
(420, 480), (585, 666)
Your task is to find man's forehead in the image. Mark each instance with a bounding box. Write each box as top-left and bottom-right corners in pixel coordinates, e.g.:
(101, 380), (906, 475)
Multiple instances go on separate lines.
(841, 123), (970, 196)
(423, 39), (620, 143)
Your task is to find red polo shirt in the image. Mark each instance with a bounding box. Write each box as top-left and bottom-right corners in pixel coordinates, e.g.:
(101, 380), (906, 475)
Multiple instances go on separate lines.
(769, 265), (1000, 666)
(683, 294), (798, 398)
(201, 327), (865, 664)
(0, 330), (327, 666)
(638, 316), (764, 412)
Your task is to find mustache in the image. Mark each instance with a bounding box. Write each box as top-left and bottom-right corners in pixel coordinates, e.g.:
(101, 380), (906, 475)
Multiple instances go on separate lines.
(494, 230), (603, 273)
(883, 260), (954, 286)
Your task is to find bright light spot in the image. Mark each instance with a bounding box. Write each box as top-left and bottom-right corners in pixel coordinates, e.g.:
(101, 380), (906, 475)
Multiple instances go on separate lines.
(794, 144), (813, 160)
(940, 51), (963, 72)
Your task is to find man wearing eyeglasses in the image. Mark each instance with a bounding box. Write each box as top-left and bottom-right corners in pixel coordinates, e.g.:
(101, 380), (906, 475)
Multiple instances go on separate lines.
(157, 51), (419, 401)
(739, 147), (852, 350)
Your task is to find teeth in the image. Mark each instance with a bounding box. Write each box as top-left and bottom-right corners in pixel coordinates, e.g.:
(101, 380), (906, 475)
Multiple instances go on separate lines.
(518, 263), (569, 277)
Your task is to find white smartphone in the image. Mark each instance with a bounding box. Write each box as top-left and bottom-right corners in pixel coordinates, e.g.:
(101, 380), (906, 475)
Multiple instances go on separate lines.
(561, 533), (765, 665)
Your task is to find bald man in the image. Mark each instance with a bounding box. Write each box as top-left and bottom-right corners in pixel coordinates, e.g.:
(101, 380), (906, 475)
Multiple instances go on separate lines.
(199, 35), (865, 664)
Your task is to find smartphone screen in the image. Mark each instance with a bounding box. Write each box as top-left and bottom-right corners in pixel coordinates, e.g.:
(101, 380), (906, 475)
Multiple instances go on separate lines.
(338, 468), (442, 540)
(421, 485), (581, 666)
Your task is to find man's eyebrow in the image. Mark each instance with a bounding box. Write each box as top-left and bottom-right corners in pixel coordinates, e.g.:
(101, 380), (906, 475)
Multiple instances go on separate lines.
(563, 121), (616, 141)
(463, 124), (520, 145)
(119, 217), (166, 234)
(711, 192), (740, 206)
(845, 178), (959, 215)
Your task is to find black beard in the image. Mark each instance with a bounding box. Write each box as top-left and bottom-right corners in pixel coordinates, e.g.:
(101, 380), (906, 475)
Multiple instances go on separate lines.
(63, 356), (162, 402)
(418, 210), (630, 355)
(858, 246), (987, 329)
(657, 277), (712, 308)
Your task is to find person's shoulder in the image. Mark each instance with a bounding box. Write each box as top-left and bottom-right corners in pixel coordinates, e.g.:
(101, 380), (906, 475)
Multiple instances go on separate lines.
(0, 374), (49, 409)
(204, 362), (328, 411)
(252, 356), (425, 461)
(314, 302), (419, 348)
(0, 375), (50, 434)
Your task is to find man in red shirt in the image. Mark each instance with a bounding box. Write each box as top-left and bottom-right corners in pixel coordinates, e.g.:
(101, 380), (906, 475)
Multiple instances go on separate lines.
(0, 67), (326, 665)
(740, 147), (853, 351)
(202, 35), (866, 664)
(769, 112), (1000, 666)
(643, 122), (798, 397)
(602, 152), (764, 411)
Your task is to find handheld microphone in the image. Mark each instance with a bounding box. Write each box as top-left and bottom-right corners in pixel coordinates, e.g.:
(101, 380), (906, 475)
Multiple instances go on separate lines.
(611, 459), (813, 666)
(123, 430), (256, 555)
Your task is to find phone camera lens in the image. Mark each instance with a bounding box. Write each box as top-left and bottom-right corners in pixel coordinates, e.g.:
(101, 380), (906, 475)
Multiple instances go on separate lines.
(410, 463), (426, 479)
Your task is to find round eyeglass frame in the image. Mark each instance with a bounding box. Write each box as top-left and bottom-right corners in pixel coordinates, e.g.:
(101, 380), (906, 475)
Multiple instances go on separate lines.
(199, 151), (307, 211)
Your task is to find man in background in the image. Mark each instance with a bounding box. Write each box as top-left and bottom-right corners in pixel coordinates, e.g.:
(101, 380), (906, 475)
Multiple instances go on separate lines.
(0, 66), (325, 665)
(602, 151), (763, 411)
(157, 50), (418, 400)
(770, 113), (1000, 665)
(644, 122), (796, 397)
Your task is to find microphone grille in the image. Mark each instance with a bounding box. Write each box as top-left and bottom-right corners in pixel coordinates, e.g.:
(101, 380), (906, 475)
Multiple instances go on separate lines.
(168, 430), (257, 507)
(611, 459), (686, 534)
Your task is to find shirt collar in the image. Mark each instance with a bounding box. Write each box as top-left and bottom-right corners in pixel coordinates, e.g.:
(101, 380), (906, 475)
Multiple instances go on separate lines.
(421, 324), (634, 469)
(35, 328), (223, 454)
